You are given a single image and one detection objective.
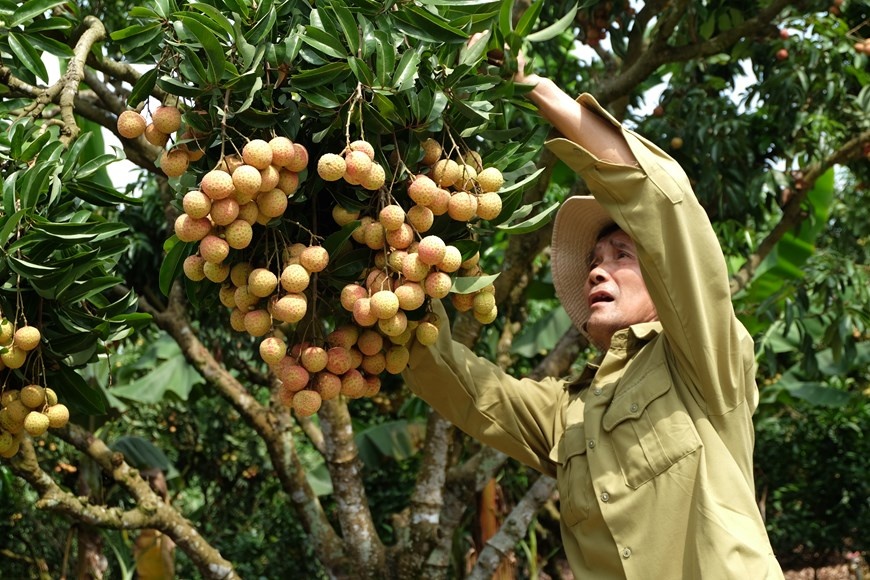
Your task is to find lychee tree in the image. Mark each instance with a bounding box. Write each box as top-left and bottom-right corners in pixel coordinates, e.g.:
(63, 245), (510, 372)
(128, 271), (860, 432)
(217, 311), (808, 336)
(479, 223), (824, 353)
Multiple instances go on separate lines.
(0, 0), (868, 577)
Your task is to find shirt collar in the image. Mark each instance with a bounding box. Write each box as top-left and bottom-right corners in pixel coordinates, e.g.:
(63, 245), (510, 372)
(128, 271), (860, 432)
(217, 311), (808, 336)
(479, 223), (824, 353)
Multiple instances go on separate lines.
(565, 321), (662, 390)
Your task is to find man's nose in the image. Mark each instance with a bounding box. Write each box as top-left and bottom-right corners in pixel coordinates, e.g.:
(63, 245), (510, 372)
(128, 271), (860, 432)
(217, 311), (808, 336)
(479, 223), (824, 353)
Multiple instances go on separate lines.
(588, 264), (609, 283)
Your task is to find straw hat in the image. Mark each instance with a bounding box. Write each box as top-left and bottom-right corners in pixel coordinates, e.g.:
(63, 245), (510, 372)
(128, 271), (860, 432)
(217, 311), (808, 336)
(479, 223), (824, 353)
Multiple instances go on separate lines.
(550, 195), (615, 331)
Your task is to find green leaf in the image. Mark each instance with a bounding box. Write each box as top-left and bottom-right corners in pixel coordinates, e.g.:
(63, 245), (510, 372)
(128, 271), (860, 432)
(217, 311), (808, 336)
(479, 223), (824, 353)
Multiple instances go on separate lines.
(176, 14), (226, 84)
(498, 0), (513, 35)
(67, 181), (141, 206)
(58, 276), (124, 303)
(110, 436), (173, 471)
(0, 210), (25, 248)
(393, 49), (421, 91)
(53, 363), (109, 415)
(372, 30), (395, 87)
(497, 201), (559, 234)
(451, 273), (500, 294)
(25, 16), (72, 33)
(302, 25), (347, 59)
(526, 3), (578, 42)
(110, 350), (203, 404)
(187, 2), (236, 38)
(245, 5), (276, 45)
(9, 0), (68, 27)
(393, 5), (467, 43)
(159, 238), (193, 296)
(348, 56), (374, 86)
(514, 0), (544, 37)
(291, 61), (350, 90)
(511, 306), (573, 357)
(330, 1), (360, 55)
(322, 220), (359, 258)
(127, 67), (159, 107)
(8, 32), (48, 82)
(459, 28), (490, 67)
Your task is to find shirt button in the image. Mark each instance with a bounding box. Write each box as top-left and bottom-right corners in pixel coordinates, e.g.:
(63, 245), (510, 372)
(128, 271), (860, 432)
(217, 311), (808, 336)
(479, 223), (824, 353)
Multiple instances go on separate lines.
(600, 492), (610, 502)
(629, 403), (639, 413)
(622, 547), (632, 559)
(587, 439), (595, 449)
(593, 388), (602, 396)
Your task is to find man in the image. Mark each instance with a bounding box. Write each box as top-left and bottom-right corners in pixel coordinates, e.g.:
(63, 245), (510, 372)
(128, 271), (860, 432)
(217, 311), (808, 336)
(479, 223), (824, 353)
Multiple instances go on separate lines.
(404, 61), (785, 579)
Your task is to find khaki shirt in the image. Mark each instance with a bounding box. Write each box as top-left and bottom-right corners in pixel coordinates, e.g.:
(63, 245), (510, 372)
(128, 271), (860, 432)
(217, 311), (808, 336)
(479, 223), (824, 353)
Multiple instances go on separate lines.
(405, 94), (784, 579)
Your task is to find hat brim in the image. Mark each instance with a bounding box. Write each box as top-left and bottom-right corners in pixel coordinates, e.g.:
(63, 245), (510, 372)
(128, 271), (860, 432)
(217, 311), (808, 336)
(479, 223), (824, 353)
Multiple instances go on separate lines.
(551, 196), (614, 331)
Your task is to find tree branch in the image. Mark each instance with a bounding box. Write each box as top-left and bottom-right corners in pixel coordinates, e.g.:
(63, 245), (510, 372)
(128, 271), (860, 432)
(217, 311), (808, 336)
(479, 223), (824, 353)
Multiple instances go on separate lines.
(730, 128), (870, 295)
(138, 286), (351, 570)
(467, 475), (557, 580)
(318, 399), (385, 575)
(58, 15), (106, 144)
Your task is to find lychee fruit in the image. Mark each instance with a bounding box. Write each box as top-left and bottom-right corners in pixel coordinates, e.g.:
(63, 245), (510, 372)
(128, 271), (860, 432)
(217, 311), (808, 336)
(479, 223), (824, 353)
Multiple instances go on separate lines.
(431, 158), (460, 188)
(259, 336), (288, 365)
(160, 149), (190, 178)
(415, 321), (440, 346)
(248, 268), (278, 297)
(348, 140), (375, 160)
(286, 143), (309, 172)
(218, 154), (244, 175)
(277, 169), (299, 196)
(361, 162), (386, 191)
(317, 153), (346, 181)
(218, 285), (237, 308)
(451, 292), (476, 312)
(424, 271), (452, 299)
(408, 175), (437, 206)
(152, 105), (182, 134)
(326, 347), (353, 375)
(385, 223), (414, 250)
(242, 139), (273, 170)
(201, 170), (235, 200)
(144, 123), (169, 147)
(448, 191), (478, 222)
(378, 205), (405, 231)
(259, 165), (280, 192)
(210, 197), (240, 226)
(269, 136), (295, 167)
(182, 190), (212, 219)
(280, 264), (310, 293)
(340, 283), (367, 312)
(327, 325), (360, 350)
(394, 282), (425, 310)
(344, 150), (373, 182)
(199, 235), (230, 264)
(420, 138), (442, 166)
(14, 327), (41, 352)
(384, 345), (410, 375)
(244, 309), (272, 337)
(351, 216), (374, 244)
(300, 346), (328, 373)
(293, 389), (322, 417)
(314, 372), (342, 401)
(203, 261), (230, 283)
(476, 192), (503, 220)
(474, 305), (498, 324)
(332, 205), (360, 226)
(363, 374), (382, 397)
(20, 385), (46, 408)
(257, 188), (288, 218)
(45, 404), (69, 428)
(477, 167), (504, 193)
(438, 245), (463, 273)
(361, 352), (386, 375)
(341, 369), (367, 398)
(378, 311), (408, 337)
(417, 236), (447, 266)
(117, 110), (146, 139)
(24, 411), (50, 436)
(407, 205), (434, 232)
(429, 188), (451, 216)
(232, 164), (262, 199)
(300, 246), (329, 273)
(225, 219), (254, 249)
(370, 290), (400, 319)
(183, 255), (207, 281)
(401, 253), (430, 282)
(174, 214), (212, 243)
(456, 165), (478, 191)
(272, 294), (307, 323)
(352, 297), (378, 327)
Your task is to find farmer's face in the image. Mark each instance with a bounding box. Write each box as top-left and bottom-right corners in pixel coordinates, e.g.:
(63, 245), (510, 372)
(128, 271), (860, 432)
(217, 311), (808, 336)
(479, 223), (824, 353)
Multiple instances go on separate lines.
(585, 230), (658, 350)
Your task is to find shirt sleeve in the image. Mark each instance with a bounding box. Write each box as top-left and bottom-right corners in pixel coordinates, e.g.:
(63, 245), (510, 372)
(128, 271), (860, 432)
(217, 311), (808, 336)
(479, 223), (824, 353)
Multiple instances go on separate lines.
(546, 94), (757, 416)
(404, 300), (566, 477)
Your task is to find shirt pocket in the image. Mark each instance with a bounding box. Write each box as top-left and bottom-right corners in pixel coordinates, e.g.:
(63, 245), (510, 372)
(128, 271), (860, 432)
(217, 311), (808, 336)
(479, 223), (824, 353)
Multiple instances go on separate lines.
(549, 424), (591, 527)
(602, 362), (701, 489)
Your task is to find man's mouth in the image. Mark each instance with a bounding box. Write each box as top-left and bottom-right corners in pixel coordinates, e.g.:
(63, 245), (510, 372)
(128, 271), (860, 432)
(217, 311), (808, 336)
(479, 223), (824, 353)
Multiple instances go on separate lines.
(588, 291), (614, 306)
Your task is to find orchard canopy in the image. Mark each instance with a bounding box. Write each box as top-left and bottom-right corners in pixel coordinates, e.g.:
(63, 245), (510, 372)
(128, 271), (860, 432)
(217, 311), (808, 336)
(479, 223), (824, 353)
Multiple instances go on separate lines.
(0, 0), (868, 578)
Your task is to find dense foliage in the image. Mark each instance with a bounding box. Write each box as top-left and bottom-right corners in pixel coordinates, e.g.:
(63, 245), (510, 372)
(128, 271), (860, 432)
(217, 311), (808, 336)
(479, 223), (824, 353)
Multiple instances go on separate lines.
(0, 0), (867, 578)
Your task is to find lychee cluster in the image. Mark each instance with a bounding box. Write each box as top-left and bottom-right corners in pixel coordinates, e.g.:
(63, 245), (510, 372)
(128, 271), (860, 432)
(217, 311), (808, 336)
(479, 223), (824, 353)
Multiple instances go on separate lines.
(116, 105), (206, 178)
(414, 138), (505, 222)
(177, 138), (309, 284)
(0, 319), (70, 458)
(316, 140), (386, 191)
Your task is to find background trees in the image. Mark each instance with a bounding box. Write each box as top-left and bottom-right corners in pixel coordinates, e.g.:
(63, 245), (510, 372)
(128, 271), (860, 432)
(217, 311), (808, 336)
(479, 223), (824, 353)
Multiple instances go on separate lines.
(0, 0), (867, 578)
